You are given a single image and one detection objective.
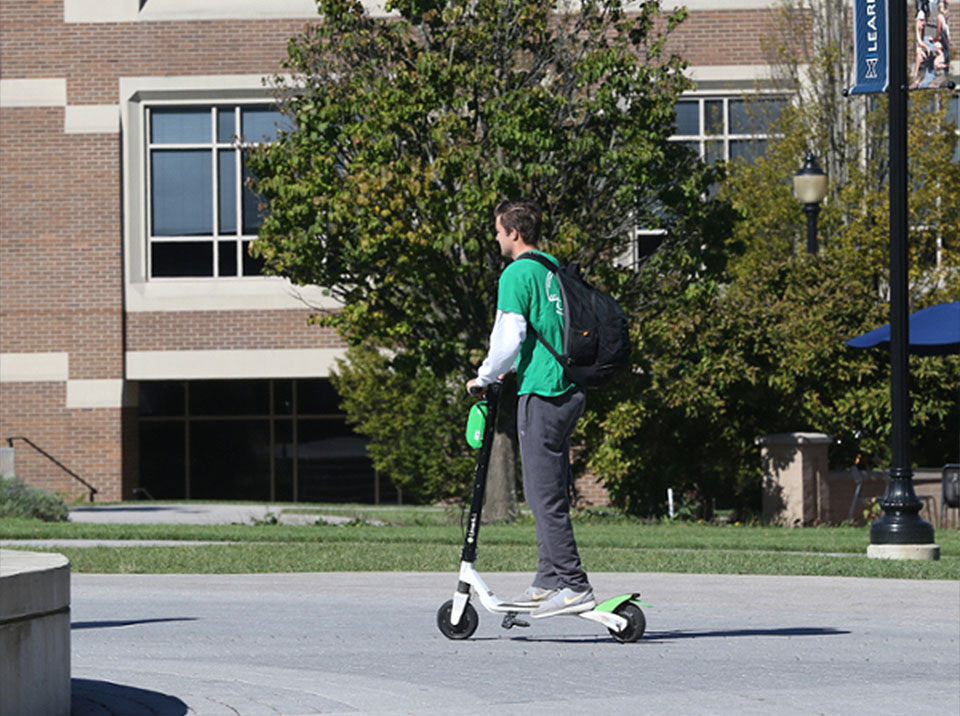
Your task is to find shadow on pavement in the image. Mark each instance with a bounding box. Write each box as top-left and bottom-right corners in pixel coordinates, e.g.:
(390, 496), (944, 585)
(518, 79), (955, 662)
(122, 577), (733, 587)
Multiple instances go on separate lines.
(70, 506), (193, 513)
(72, 679), (188, 716)
(641, 626), (851, 641)
(72, 617), (197, 630)
(481, 626), (851, 644)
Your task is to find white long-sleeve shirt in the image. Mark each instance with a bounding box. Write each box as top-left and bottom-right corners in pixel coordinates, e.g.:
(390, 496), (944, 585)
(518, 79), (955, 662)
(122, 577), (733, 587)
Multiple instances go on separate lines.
(476, 310), (527, 387)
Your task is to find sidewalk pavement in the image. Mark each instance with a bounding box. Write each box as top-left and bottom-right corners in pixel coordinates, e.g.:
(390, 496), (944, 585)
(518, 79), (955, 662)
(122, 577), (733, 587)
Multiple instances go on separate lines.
(67, 502), (352, 526)
(8, 504), (960, 715)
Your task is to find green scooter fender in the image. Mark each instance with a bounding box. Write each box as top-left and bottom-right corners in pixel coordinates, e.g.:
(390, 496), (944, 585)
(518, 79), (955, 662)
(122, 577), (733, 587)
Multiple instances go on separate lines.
(593, 593), (651, 612)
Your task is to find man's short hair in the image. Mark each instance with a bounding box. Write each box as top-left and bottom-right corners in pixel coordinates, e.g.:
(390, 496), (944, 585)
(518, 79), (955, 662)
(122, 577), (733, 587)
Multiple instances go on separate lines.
(495, 198), (542, 245)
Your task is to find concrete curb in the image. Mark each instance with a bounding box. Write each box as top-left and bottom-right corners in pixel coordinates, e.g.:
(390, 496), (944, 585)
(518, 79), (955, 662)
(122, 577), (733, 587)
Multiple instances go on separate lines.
(0, 549), (71, 716)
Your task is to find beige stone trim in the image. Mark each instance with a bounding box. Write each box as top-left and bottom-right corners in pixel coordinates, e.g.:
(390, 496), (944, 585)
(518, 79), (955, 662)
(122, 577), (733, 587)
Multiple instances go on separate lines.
(64, 0), (139, 23)
(684, 65), (774, 84)
(64, 0), (774, 24)
(661, 1), (774, 8)
(124, 278), (341, 313)
(65, 0), (395, 23)
(65, 380), (137, 409)
(0, 79), (67, 108)
(0, 353), (70, 383)
(126, 348), (344, 380)
(64, 104), (120, 134)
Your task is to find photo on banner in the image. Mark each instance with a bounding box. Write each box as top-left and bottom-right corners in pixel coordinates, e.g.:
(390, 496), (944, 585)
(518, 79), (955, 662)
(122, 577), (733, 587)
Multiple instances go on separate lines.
(851, 1), (954, 94)
(910, 0), (953, 89)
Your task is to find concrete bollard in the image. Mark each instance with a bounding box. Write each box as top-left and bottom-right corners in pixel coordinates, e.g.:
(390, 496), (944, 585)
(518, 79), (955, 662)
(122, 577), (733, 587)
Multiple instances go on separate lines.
(0, 549), (71, 716)
(756, 432), (832, 526)
(0, 447), (14, 478)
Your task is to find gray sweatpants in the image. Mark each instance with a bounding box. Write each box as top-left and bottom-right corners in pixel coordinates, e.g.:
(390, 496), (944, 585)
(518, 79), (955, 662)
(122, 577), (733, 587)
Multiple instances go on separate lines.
(517, 389), (590, 593)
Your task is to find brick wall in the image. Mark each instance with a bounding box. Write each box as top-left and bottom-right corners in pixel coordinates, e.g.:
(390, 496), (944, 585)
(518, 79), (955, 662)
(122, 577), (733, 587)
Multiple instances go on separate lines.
(0, 384), (125, 502)
(663, 8), (786, 66)
(126, 311), (346, 351)
(574, 472), (612, 508)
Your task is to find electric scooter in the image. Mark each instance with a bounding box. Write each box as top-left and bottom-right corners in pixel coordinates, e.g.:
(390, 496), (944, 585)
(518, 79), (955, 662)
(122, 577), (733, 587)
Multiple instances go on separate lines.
(436, 383), (648, 643)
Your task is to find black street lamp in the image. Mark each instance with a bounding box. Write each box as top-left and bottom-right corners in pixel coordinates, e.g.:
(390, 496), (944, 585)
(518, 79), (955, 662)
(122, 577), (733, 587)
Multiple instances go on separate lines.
(869, 0), (937, 558)
(793, 153), (828, 254)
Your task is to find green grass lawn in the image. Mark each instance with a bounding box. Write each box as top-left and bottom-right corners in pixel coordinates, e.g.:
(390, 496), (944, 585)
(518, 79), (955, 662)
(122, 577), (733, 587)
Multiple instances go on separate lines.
(2, 507), (958, 579)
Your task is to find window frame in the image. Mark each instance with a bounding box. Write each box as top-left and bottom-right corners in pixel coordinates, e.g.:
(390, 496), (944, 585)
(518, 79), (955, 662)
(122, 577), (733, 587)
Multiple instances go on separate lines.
(670, 90), (790, 164)
(120, 77), (340, 312)
(144, 101), (285, 280)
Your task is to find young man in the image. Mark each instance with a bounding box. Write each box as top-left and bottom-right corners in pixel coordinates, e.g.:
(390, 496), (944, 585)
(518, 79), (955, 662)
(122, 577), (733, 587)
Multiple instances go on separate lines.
(465, 198), (594, 618)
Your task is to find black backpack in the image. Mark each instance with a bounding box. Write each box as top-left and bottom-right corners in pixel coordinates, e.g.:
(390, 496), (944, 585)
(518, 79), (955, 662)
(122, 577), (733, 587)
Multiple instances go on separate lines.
(518, 252), (632, 387)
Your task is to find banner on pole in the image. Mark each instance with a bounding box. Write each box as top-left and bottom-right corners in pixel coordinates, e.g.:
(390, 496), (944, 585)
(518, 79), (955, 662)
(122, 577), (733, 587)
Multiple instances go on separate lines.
(909, 0), (953, 90)
(851, 0), (890, 95)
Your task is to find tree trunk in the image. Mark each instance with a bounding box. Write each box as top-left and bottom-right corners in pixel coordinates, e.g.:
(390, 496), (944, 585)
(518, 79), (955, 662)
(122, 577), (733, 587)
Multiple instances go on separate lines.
(483, 373), (519, 523)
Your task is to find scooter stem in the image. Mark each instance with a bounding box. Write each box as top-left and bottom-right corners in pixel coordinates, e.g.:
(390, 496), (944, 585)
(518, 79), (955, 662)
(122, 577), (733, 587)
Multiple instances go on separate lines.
(460, 382), (500, 564)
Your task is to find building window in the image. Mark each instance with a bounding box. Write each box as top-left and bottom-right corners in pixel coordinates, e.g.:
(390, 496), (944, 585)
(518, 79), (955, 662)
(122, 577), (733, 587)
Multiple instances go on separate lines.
(672, 94), (788, 164)
(138, 379), (394, 503)
(146, 104), (291, 279)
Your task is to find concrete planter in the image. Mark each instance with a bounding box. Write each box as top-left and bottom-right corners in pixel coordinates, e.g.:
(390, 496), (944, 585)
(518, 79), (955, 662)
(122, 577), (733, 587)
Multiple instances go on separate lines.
(0, 549), (71, 716)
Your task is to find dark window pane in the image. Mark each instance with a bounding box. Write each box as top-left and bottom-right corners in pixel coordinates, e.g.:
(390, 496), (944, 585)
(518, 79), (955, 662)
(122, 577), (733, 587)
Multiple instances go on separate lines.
(705, 100), (724, 135)
(242, 240), (265, 276)
(274, 380), (293, 415)
(705, 139), (725, 164)
(678, 140), (701, 159)
(730, 97), (786, 134)
(189, 379), (270, 416)
(139, 421), (185, 499)
(151, 241), (212, 277)
(218, 240), (238, 277)
(217, 106), (236, 143)
(190, 419), (271, 500)
(297, 379), (342, 415)
(297, 418), (373, 502)
(673, 100), (699, 135)
(730, 139), (768, 163)
(241, 106), (291, 142)
(218, 149), (237, 234)
(241, 157), (265, 234)
(274, 419), (294, 502)
(637, 232), (664, 258)
(150, 107), (210, 144)
(151, 149), (212, 236)
(139, 381), (185, 417)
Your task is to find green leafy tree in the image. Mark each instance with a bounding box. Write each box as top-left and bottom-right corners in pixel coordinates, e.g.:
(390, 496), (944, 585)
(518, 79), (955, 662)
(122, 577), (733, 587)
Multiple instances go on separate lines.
(578, 0), (959, 519)
(247, 0), (733, 507)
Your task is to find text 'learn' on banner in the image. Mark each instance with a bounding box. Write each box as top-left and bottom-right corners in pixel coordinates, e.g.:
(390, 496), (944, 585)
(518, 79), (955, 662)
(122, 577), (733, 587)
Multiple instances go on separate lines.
(851, 0), (889, 95)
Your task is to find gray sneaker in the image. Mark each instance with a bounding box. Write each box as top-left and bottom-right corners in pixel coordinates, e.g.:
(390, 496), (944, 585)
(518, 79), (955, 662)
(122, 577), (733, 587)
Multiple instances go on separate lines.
(530, 588), (596, 618)
(509, 586), (558, 608)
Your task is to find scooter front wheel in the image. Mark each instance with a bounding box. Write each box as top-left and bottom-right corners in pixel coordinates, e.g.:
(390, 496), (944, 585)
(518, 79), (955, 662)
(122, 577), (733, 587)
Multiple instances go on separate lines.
(608, 602), (646, 643)
(437, 599), (479, 640)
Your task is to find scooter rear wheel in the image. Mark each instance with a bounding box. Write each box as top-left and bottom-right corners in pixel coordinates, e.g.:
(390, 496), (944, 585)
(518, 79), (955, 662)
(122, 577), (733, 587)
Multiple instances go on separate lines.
(608, 602), (645, 643)
(437, 599), (479, 640)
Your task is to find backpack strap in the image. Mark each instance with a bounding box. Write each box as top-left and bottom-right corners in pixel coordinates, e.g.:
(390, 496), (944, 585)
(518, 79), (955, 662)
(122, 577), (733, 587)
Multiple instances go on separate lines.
(516, 252), (565, 366)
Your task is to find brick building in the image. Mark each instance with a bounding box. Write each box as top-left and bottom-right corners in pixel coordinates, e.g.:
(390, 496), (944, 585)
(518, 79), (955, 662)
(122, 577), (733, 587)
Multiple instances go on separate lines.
(2, 1), (947, 505)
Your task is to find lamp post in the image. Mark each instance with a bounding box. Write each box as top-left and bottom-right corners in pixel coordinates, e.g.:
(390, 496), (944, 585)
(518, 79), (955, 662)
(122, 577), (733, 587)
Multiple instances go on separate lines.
(868, 0), (937, 558)
(793, 153), (828, 254)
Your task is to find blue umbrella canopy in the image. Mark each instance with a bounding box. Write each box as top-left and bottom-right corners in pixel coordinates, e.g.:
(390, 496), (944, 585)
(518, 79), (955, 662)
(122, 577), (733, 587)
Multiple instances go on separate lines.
(845, 302), (960, 356)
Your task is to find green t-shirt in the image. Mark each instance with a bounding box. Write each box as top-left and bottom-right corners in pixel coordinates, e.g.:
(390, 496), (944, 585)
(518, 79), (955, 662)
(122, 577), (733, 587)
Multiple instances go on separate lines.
(497, 250), (575, 397)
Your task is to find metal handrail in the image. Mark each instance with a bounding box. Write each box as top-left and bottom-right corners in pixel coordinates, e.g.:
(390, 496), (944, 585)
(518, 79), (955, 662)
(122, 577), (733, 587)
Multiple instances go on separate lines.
(4, 436), (98, 502)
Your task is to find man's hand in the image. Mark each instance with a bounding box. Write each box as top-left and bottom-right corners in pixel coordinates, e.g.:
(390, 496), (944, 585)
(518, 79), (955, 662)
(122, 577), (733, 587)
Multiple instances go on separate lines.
(466, 378), (486, 397)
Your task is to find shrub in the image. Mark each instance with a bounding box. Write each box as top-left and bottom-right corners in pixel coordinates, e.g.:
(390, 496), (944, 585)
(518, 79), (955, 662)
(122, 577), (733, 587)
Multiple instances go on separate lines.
(0, 476), (70, 522)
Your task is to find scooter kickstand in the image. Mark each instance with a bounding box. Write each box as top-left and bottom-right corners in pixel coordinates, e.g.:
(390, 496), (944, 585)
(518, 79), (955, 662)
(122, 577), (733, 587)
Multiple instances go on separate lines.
(501, 612), (530, 630)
